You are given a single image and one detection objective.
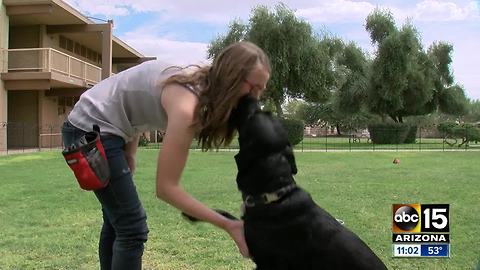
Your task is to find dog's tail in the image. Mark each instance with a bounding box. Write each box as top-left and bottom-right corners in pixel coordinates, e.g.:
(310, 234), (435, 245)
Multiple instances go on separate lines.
(182, 209), (239, 222)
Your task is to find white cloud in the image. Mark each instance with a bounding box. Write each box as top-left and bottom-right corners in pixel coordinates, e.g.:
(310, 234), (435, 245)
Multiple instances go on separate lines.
(121, 32), (210, 66)
(65, 0), (256, 23)
(413, 0), (480, 22)
(65, 0), (480, 24)
(65, 0), (131, 17)
(295, 0), (376, 23)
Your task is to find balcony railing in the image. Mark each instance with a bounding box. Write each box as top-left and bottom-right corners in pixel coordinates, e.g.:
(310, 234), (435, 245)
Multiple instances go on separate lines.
(3, 47), (102, 85)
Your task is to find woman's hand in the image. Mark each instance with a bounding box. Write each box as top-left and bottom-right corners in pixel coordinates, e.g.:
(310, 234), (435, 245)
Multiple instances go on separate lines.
(225, 219), (250, 258)
(125, 155), (136, 175)
(124, 135), (139, 175)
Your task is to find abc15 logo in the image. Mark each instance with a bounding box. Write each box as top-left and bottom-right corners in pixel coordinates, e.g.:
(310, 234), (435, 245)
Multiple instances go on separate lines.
(392, 204), (449, 233)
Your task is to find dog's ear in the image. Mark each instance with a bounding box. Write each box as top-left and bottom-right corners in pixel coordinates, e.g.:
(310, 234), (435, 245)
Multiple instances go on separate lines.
(229, 95), (260, 129)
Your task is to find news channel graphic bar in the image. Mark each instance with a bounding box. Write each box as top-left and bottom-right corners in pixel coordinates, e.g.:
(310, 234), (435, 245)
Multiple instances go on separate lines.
(392, 204), (450, 233)
(392, 233), (449, 243)
(393, 244), (450, 258)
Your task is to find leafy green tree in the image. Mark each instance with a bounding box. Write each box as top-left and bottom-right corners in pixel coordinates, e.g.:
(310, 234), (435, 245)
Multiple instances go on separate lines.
(365, 8), (396, 44)
(295, 100), (376, 135)
(208, 20), (247, 59)
(207, 4), (334, 116)
(465, 99), (480, 123)
(336, 41), (370, 114)
(364, 9), (468, 122)
(428, 42), (469, 116)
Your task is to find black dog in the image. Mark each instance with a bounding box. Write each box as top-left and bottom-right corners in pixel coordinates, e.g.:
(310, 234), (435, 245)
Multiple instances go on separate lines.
(185, 95), (387, 270)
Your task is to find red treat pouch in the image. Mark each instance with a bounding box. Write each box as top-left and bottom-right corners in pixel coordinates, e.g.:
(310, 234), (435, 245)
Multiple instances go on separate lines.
(62, 125), (110, 190)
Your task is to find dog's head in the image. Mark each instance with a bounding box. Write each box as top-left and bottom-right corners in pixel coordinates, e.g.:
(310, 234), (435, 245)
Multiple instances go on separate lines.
(231, 95), (298, 195)
(229, 95), (261, 132)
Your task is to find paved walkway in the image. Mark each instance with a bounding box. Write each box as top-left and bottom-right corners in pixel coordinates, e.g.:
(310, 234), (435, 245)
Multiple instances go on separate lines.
(0, 148), (61, 156)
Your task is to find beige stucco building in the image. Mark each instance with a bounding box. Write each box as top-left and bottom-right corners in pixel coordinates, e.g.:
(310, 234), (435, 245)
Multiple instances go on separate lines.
(0, 0), (154, 150)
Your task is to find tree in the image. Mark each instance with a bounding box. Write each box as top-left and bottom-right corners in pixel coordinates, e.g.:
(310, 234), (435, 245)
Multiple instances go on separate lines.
(365, 8), (396, 44)
(336, 41), (370, 114)
(465, 99), (480, 123)
(363, 9), (468, 123)
(207, 4), (334, 117)
(428, 42), (469, 116)
(208, 20), (247, 59)
(294, 100), (376, 135)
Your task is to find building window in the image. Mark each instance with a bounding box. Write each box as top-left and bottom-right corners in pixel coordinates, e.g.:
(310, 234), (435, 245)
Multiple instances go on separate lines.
(59, 35), (67, 49)
(66, 39), (74, 52)
(74, 42), (81, 55)
(80, 45), (87, 57)
(58, 35), (103, 65)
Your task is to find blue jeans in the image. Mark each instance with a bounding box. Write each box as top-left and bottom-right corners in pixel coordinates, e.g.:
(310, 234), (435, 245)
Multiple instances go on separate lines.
(62, 121), (149, 270)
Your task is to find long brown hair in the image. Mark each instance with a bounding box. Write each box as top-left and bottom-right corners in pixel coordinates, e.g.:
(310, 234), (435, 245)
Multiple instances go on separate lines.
(163, 41), (270, 151)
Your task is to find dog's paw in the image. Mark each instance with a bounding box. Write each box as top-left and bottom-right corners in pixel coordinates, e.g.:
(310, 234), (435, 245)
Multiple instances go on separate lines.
(214, 209), (239, 220)
(181, 209), (238, 223)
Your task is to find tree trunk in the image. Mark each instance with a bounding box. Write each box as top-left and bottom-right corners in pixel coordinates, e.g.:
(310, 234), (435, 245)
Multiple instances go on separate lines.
(275, 100), (283, 118)
(336, 124), (342, 135)
(389, 114), (398, 122)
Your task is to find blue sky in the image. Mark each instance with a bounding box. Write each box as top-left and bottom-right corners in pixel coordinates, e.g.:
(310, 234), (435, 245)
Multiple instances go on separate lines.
(65, 0), (480, 100)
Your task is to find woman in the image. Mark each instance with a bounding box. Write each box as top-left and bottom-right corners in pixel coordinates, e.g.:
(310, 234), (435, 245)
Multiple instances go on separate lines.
(62, 41), (270, 269)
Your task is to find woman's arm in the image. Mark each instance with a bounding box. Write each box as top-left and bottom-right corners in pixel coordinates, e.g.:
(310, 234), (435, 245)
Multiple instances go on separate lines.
(124, 135), (140, 174)
(156, 83), (249, 257)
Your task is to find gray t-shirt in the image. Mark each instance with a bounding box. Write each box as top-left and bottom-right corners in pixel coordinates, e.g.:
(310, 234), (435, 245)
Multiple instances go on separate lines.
(68, 60), (180, 142)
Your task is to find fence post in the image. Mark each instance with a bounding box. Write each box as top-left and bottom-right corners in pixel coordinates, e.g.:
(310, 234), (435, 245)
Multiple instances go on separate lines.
(442, 130), (445, 152)
(396, 128), (399, 152)
(465, 126), (468, 151)
(372, 134), (375, 151)
(50, 125), (54, 150)
(6, 122), (8, 155)
(22, 123), (25, 153)
(325, 126), (328, 152)
(38, 125), (42, 152)
(419, 127), (422, 151)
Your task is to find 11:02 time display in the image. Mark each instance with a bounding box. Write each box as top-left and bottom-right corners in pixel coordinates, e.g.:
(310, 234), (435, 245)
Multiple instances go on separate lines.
(393, 244), (421, 257)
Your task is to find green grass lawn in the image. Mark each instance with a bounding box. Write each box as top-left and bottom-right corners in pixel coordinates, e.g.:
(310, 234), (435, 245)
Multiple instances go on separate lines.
(0, 151), (479, 269)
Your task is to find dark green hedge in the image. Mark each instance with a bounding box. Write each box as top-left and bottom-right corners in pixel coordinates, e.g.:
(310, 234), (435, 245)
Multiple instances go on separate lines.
(404, 125), (418, 144)
(437, 122), (457, 135)
(138, 135), (149, 147)
(438, 122), (480, 142)
(281, 118), (304, 146)
(367, 122), (410, 144)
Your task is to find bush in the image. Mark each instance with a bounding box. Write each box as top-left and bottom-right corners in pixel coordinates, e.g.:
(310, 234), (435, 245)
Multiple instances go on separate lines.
(280, 118), (304, 146)
(404, 125), (418, 144)
(138, 135), (149, 147)
(367, 122), (410, 144)
(438, 122), (480, 144)
(437, 122), (457, 135)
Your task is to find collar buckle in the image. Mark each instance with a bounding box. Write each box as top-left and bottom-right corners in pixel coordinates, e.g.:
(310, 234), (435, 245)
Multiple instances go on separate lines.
(244, 183), (296, 208)
(262, 192), (279, 203)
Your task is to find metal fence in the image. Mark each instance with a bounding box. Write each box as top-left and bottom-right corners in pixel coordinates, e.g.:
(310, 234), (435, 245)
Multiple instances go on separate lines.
(144, 125), (480, 152)
(0, 122), (62, 155)
(1, 123), (478, 155)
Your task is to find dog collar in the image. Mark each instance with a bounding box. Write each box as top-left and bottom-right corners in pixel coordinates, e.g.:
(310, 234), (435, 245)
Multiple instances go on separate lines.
(244, 183), (297, 207)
